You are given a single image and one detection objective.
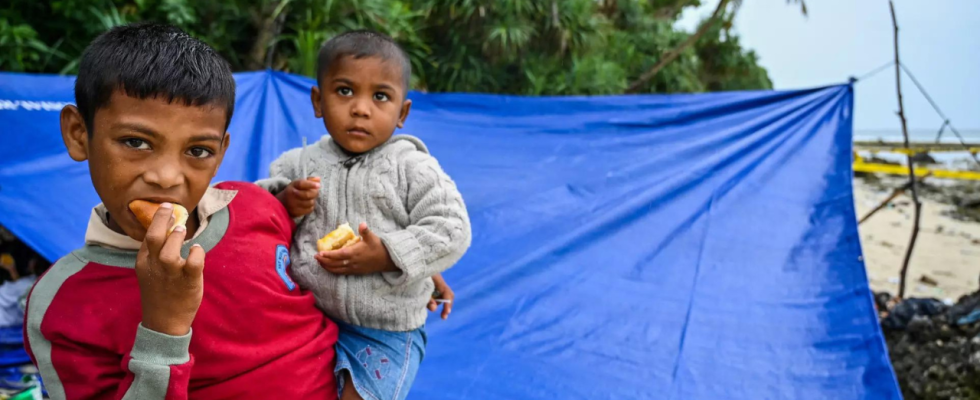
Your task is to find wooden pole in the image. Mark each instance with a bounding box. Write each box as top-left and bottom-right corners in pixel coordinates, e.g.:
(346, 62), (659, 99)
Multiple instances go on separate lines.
(890, 0), (921, 299)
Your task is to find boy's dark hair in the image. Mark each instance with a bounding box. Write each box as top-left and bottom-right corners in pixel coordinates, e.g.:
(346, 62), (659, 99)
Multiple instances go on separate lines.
(316, 30), (411, 93)
(75, 22), (236, 134)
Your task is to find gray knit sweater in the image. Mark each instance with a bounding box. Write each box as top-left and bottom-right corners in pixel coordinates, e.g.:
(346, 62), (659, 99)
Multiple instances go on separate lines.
(257, 135), (471, 331)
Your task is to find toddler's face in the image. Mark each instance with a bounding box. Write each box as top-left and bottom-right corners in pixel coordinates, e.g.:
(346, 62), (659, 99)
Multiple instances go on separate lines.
(312, 55), (411, 154)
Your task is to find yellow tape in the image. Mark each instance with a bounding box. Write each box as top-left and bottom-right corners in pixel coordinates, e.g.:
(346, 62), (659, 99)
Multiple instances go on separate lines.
(853, 161), (980, 180)
(854, 142), (980, 155)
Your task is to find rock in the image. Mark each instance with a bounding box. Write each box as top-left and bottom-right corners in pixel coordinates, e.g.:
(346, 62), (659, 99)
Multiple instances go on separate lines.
(911, 152), (938, 165)
(948, 292), (980, 324)
(882, 290), (980, 399)
(876, 292), (893, 312)
(959, 195), (980, 209)
(919, 274), (940, 287)
(882, 298), (947, 331)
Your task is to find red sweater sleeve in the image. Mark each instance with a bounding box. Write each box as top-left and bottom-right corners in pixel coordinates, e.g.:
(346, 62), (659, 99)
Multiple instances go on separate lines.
(113, 325), (195, 400)
(25, 258), (194, 400)
(27, 315), (194, 400)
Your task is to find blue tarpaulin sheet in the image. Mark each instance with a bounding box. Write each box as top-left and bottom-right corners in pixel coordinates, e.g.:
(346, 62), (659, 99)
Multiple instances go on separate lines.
(0, 70), (899, 399)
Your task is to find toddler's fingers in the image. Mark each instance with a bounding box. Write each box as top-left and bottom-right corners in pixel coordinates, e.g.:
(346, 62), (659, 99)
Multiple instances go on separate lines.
(315, 254), (350, 271)
(291, 186), (319, 201)
(294, 179), (321, 191)
(317, 249), (353, 261)
(442, 300), (453, 320)
(358, 223), (380, 243)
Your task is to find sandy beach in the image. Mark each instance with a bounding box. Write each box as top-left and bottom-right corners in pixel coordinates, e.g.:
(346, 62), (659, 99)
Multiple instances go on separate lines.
(855, 177), (980, 301)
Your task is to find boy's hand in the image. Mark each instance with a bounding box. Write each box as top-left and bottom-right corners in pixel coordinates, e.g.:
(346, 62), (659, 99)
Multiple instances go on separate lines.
(427, 274), (453, 320)
(277, 177), (320, 218)
(315, 223), (398, 276)
(135, 203), (205, 336)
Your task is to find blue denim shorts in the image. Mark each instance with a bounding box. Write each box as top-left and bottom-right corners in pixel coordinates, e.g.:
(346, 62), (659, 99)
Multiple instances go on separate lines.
(334, 321), (427, 400)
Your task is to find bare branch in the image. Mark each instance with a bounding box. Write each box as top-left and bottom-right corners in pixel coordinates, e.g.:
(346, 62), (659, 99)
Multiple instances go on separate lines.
(890, 0), (921, 299)
(625, 0), (729, 93)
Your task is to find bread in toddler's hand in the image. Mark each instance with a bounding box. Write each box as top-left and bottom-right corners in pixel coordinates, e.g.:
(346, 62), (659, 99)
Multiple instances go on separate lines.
(316, 223), (361, 252)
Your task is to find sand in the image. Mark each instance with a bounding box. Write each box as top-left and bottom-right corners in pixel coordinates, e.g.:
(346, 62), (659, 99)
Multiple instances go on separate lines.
(854, 178), (980, 301)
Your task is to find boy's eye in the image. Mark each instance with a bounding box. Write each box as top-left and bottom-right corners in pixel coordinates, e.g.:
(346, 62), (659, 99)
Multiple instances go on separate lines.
(187, 147), (213, 159)
(373, 93), (390, 102)
(123, 138), (150, 150)
(337, 87), (353, 97)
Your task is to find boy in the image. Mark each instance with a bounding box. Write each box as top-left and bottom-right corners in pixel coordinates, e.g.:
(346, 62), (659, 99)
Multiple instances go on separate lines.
(25, 23), (340, 399)
(260, 31), (472, 400)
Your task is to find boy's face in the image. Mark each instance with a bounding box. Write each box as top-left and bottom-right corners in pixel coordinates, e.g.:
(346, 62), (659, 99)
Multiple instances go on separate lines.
(312, 55), (412, 154)
(60, 91), (230, 241)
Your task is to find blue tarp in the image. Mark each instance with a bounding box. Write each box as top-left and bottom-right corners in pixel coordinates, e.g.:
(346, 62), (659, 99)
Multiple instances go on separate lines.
(0, 70), (899, 399)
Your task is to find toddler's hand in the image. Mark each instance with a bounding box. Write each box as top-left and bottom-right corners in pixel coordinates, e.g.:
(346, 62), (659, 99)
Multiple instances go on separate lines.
(277, 177), (320, 218)
(427, 273), (453, 320)
(315, 223), (397, 275)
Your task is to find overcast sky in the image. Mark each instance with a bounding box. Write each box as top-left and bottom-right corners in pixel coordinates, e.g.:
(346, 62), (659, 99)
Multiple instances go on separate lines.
(677, 0), (980, 136)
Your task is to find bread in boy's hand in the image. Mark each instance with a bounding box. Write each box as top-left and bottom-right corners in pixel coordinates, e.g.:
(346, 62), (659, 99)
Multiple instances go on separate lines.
(129, 200), (189, 235)
(317, 223), (361, 252)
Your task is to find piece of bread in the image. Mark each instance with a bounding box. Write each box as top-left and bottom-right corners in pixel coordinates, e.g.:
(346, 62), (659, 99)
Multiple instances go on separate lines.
(129, 200), (189, 234)
(317, 223), (360, 252)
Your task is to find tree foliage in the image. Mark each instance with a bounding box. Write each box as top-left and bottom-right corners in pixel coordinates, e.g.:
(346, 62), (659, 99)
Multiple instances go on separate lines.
(1, 0), (773, 95)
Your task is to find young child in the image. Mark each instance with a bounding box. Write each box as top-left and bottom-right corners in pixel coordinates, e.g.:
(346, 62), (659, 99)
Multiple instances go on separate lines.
(25, 23), (341, 399)
(260, 31), (472, 400)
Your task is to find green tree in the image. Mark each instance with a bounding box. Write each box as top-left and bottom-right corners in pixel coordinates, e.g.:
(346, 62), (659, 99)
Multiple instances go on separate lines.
(0, 0), (777, 95)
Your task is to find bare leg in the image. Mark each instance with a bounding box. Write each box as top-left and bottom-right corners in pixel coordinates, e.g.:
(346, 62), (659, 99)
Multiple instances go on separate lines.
(340, 370), (364, 400)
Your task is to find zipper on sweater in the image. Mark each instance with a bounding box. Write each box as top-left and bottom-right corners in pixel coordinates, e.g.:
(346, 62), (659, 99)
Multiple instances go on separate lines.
(342, 155), (362, 222)
(341, 154), (362, 322)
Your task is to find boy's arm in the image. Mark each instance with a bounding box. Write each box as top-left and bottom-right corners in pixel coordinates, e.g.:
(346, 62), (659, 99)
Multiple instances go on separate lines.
(379, 154), (472, 286)
(256, 151), (319, 219)
(27, 208), (200, 400)
(25, 318), (193, 400)
(116, 325), (194, 400)
(25, 270), (194, 400)
(255, 150), (297, 195)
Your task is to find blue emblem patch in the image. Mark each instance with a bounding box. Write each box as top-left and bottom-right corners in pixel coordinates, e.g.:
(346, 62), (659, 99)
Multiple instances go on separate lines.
(275, 244), (296, 291)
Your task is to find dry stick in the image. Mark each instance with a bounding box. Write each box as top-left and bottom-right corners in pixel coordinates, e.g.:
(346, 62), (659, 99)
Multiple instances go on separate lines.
(890, 0), (922, 300)
(933, 120), (949, 143)
(624, 0), (729, 93)
(859, 188), (906, 226)
(858, 173), (931, 225)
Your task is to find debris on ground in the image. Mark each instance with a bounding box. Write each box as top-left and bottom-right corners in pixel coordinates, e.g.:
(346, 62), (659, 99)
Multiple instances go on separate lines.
(878, 290), (980, 399)
(919, 274), (940, 287)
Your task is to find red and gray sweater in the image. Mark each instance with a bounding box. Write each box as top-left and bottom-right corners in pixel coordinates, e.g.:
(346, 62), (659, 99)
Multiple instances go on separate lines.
(24, 182), (339, 399)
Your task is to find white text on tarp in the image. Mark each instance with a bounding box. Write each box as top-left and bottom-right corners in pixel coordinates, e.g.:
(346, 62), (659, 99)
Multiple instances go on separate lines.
(0, 99), (74, 111)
